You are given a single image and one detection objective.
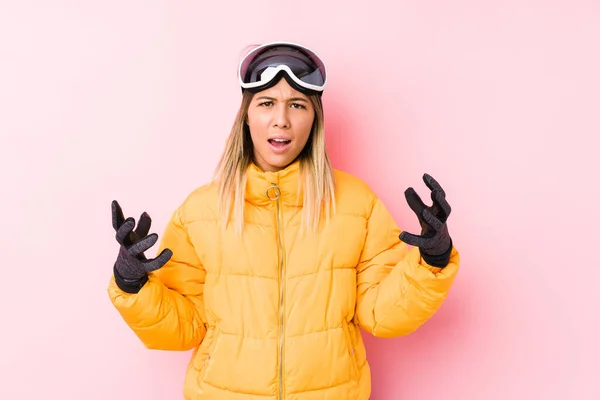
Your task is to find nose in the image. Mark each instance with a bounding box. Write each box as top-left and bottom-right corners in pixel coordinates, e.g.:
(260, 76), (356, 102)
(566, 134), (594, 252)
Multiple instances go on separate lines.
(273, 104), (290, 129)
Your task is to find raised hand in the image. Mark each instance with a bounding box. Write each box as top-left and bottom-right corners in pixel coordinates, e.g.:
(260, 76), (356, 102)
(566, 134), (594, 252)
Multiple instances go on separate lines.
(111, 200), (172, 290)
(399, 174), (453, 266)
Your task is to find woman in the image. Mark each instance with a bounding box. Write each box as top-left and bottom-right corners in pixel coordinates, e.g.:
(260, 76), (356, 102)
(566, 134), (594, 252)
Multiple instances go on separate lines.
(108, 41), (460, 400)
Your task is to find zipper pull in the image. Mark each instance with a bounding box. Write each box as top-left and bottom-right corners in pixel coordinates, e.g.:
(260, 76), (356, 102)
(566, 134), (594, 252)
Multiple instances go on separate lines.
(266, 183), (281, 200)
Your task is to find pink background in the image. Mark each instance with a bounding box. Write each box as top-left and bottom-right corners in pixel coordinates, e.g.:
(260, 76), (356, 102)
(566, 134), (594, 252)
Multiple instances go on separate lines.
(1, 1), (599, 399)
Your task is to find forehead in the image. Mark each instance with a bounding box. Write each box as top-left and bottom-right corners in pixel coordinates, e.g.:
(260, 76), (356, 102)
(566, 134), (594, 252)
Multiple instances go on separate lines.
(254, 78), (309, 100)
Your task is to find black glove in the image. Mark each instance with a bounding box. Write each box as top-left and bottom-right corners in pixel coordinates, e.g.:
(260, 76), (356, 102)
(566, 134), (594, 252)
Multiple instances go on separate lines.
(111, 200), (172, 293)
(399, 174), (453, 267)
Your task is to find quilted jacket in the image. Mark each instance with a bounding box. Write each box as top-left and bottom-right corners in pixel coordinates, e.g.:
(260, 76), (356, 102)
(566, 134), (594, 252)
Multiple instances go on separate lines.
(108, 161), (460, 399)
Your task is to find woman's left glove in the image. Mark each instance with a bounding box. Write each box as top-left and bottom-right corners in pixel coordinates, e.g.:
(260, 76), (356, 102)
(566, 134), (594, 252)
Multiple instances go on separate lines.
(399, 173), (453, 267)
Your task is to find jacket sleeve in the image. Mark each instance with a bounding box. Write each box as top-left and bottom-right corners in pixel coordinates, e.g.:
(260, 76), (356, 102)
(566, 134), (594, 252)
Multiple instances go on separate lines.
(107, 207), (207, 351)
(354, 196), (460, 338)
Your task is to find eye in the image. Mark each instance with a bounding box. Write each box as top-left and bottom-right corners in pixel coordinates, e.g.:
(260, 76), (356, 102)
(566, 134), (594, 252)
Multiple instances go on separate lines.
(259, 101), (273, 107)
(290, 102), (307, 109)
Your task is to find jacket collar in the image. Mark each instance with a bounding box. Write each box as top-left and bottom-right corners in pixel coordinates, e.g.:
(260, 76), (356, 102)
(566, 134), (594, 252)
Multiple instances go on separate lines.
(245, 161), (304, 207)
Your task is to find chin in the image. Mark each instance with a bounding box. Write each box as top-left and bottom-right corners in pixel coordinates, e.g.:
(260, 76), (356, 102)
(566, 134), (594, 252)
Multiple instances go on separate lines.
(268, 158), (294, 169)
(254, 145), (304, 171)
(259, 153), (300, 172)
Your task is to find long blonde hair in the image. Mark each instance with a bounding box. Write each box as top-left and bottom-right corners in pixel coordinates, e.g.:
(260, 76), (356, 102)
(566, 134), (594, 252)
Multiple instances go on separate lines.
(213, 90), (336, 234)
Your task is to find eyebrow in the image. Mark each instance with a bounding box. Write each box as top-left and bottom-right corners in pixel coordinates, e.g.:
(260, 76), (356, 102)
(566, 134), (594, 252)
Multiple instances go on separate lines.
(255, 96), (309, 102)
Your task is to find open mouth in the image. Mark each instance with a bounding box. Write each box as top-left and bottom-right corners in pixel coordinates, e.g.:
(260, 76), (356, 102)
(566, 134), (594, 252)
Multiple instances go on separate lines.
(268, 139), (292, 148)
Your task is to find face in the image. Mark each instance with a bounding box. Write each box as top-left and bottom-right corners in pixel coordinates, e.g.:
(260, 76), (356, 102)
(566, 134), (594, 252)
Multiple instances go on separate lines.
(246, 78), (315, 172)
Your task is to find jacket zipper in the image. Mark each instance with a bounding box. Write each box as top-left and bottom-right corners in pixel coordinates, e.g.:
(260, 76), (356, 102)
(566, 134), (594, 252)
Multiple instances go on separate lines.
(267, 183), (286, 400)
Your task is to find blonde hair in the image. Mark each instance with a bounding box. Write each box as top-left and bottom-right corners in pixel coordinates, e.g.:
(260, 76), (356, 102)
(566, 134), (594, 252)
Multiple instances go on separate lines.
(213, 90), (336, 235)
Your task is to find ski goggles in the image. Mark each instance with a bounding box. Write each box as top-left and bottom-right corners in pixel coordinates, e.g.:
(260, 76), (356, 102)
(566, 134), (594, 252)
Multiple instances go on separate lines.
(238, 41), (327, 95)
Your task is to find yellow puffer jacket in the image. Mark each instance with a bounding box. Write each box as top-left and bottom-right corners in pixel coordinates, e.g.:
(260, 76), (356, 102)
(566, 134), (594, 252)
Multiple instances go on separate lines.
(108, 161), (460, 400)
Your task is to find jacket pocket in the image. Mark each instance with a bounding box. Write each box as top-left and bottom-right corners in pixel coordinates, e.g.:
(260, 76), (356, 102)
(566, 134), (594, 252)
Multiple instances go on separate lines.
(194, 325), (220, 384)
(341, 319), (359, 380)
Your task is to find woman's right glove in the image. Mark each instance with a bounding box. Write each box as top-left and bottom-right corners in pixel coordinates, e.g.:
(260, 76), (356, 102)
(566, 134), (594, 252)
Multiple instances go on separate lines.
(111, 200), (173, 293)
